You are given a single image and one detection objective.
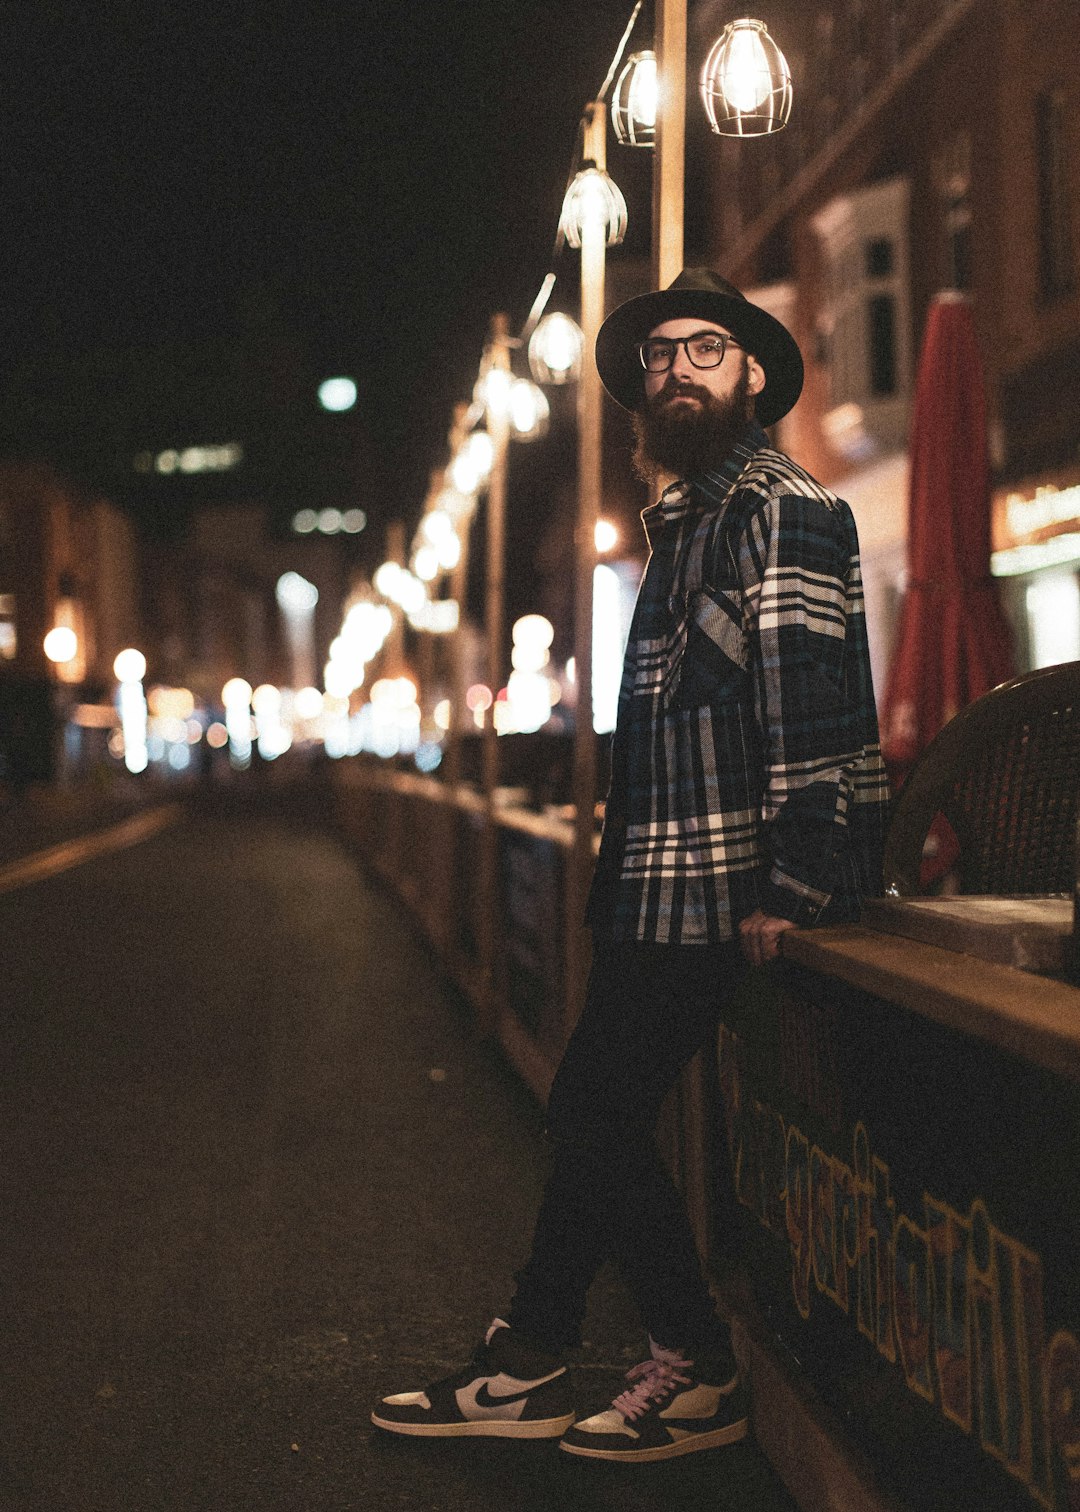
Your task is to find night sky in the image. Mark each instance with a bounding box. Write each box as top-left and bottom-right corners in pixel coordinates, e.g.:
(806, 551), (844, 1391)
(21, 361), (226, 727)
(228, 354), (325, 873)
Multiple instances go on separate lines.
(0, 0), (662, 543)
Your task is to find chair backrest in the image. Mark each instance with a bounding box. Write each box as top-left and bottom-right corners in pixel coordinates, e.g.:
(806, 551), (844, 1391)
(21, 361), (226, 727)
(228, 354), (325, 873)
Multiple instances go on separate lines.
(883, 661), (1080, 896)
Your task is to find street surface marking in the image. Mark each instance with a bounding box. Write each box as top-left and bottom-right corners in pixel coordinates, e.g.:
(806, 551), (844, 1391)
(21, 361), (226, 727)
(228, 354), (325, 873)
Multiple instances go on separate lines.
(0, 804), (183, 896)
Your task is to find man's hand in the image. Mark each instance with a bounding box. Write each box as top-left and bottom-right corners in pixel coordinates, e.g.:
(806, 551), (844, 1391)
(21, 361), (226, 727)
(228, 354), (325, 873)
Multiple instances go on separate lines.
(738, 909), (799, 967)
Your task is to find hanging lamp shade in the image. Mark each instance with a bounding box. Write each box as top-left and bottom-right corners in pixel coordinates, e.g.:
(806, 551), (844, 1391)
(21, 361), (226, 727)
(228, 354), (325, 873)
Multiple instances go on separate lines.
(701, 18), (792, 137)
(611, 50), (658, 147)
(473, 363), (513, 420)
(528, 311), (584, 384)
(508, 378), (550, 442)
(559, 163), (628, 249)
(449, 429), (494, 494)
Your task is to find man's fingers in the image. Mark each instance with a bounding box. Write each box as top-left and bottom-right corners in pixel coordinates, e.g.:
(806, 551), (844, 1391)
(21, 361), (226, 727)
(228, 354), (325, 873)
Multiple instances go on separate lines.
(739, 909), (797, 966)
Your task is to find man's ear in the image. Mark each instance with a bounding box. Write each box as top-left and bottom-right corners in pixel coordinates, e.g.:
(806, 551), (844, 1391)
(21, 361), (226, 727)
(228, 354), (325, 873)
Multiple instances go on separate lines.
(747, 355), (766, 398)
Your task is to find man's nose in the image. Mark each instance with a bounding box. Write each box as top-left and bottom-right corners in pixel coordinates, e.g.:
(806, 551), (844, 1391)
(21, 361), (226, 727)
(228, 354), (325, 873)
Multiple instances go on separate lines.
(669, 342), (696, 379)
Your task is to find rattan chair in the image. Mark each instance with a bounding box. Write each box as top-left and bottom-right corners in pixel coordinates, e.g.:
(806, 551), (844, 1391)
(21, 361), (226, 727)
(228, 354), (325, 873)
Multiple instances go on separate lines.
(883, 661), (1080, 896)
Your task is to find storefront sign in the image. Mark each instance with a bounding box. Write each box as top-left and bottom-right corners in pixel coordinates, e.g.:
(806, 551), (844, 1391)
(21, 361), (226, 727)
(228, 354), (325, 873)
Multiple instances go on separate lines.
(992, 472), (1080, 576)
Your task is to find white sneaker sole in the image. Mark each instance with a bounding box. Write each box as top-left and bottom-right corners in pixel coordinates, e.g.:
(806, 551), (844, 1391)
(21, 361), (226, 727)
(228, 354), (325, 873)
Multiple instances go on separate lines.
(371, 1411), (576, 1439)
(559, 1418), (748, 1461)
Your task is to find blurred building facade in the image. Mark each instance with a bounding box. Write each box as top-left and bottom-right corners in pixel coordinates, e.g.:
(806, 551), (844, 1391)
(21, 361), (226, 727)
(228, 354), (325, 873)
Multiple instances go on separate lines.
(0, 455), (358, 788)
(0, 462), (142, 786)
(139, 503), (352, 703)
(700, 0), (1080, 694)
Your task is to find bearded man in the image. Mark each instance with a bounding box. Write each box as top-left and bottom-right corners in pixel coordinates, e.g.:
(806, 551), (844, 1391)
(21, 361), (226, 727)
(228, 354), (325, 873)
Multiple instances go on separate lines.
(373, 269), (889, 1465)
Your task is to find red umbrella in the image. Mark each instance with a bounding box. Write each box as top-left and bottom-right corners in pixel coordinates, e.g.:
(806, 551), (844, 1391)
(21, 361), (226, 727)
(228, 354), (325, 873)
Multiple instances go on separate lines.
(881, 292), (1015, 784)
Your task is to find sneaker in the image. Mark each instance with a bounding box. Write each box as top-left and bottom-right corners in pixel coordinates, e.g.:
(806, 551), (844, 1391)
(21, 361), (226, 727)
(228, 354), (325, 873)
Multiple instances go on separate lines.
(559, 1339), (748, 1463)
(371, 1320), (575, 1438)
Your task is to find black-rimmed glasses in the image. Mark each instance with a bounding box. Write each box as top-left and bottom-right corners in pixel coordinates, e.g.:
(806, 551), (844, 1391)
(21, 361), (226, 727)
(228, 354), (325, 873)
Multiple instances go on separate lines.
(638, 329), (744, 373)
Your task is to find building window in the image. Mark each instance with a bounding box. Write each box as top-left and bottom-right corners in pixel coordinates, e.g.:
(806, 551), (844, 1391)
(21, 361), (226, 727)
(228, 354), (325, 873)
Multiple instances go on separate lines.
(1036, 88), (1076, 301)
(936, 131), (973, 293)
(812, 176), (913, 461)
(868, 295), (897, 397)
(0, 593), (16, 660)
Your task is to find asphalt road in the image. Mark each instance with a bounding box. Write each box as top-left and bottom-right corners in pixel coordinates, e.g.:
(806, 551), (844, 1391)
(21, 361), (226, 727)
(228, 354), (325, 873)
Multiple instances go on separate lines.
(0, 792), (798, 1512)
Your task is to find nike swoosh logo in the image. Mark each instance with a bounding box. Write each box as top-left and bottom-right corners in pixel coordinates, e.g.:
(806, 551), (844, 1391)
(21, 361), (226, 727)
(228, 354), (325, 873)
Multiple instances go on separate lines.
(457, 1369), (565, 1416)
(477, 1378), (562, 1409)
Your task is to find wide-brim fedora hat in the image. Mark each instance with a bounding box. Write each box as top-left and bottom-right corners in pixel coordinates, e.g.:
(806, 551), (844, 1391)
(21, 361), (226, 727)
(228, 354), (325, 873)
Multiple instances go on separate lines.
(595, 267), (804, 427)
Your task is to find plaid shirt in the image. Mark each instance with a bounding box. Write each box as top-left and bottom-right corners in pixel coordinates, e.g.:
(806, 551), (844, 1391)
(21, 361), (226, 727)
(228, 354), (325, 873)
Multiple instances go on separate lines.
(588, 420), (890, 945)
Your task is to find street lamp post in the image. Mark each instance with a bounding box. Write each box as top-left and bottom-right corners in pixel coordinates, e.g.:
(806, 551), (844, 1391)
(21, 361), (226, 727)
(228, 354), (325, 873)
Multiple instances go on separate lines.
(653, 0), (687, 286)
(444, 405), (474, 793)
(481, 315), (511, 816)
(567, 100), (613, 1025)
(384, 521), (407, 677)
(479, 314), (512, 1028)
(644, 0), (792, 1247)
(652, 3), (792, 283)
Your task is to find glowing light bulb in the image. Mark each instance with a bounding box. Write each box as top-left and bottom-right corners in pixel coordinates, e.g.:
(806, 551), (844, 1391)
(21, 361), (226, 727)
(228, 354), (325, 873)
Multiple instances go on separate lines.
(629, 55), (658, 128)
(414, 545), (440, 581)
(595, 520), (618, 554)
(222, 678), (253, 707)
(700, 19), (792, 137)
(529, 312), (584, 385)
(509, 379), (550, 441)
(612, 51), (658, 146)
(44, 627), (78, 663)
(318, 377), (357, 412)
(113, 647), (146, 683)
(374, 562), (402, 598)
(719, 22), (771, 112)
(475, 366), (513, 419)
(463, 430), (494, 482)
(559, 166), (628, 249)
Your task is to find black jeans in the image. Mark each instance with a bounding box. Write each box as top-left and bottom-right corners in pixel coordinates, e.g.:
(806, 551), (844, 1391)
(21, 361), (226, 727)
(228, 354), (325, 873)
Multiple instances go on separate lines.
(506, 939), (747, 1359)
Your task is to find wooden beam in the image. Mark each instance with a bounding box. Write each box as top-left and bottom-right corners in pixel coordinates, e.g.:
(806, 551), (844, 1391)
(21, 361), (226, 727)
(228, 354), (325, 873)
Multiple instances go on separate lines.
(652, 0), (686, 288)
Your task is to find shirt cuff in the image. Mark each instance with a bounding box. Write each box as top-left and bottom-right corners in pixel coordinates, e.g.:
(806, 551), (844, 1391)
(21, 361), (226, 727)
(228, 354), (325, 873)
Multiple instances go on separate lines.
(759, 866), (833, 927)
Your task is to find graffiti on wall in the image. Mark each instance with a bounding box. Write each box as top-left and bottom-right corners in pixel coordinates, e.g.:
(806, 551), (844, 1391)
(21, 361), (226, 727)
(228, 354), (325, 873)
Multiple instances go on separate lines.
(718, 1020), (1080, 1510)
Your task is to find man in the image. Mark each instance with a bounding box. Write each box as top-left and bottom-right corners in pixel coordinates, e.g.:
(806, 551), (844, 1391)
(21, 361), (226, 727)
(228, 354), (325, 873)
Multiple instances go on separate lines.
(372, 269), (889, 1462)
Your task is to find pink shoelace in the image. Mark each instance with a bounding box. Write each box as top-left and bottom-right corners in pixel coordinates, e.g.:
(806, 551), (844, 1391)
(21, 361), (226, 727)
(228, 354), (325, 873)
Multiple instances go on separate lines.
(613, 1355), (694, 1422)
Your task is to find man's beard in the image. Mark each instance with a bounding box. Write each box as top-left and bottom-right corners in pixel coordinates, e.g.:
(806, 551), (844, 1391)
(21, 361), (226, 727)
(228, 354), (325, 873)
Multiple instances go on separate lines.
(631, 367), (754, 485)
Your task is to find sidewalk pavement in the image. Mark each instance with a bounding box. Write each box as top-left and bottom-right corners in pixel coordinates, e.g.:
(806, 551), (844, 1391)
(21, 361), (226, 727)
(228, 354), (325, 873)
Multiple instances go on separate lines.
(0, 773), (155, 865)
(2, 782), (799, 1510)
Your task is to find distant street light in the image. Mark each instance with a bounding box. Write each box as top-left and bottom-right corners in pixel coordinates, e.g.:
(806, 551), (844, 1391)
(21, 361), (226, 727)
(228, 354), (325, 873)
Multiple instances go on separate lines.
(317, 377), (358, 413)
(595, 519), (619, 554)
(276, 571), (319, 690)
(275, 571), (319, 616)
(43, 626), (78, 664)
(113, 647), (147, 683)
(222, 677), (253, 705)
(222, 678), (254, 769)
(113, 648), (148, 773)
